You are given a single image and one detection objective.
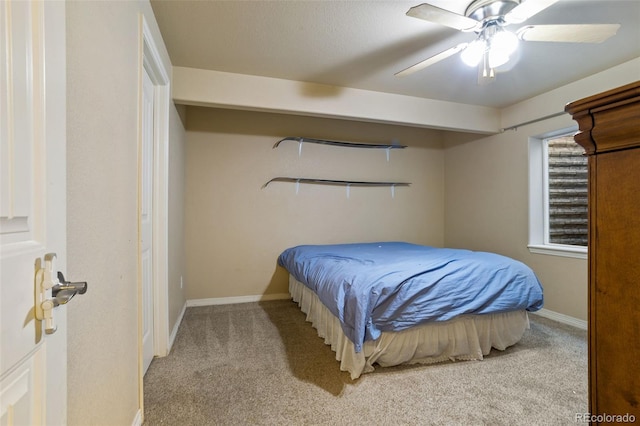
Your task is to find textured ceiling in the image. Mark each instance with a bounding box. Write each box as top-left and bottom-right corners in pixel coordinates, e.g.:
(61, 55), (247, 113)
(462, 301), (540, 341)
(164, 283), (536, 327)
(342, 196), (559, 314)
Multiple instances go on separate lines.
(151, 0), (640, 108)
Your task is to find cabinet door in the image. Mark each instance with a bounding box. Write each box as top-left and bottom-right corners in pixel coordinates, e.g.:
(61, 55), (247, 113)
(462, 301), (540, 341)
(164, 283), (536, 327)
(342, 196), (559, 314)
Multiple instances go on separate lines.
(593, 149), (640, 417)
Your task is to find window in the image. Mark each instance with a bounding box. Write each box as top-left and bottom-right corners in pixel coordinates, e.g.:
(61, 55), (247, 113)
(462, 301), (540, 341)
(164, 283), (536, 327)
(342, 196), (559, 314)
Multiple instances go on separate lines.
(529, 127), (588, 259)
(545, 135), (588, 246)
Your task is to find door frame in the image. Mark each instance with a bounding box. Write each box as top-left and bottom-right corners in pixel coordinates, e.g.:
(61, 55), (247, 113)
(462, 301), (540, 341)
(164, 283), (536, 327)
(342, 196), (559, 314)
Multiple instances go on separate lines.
(137, 14), (170, 411)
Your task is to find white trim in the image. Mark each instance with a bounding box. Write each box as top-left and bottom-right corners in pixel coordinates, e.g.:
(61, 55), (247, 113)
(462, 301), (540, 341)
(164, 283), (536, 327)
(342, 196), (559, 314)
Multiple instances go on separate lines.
(528, 125), (588, 259)
(531, 309), (587, 330)
(137, 14), (171, 422)
(528, 135), (545, 248)
(167, 301), (187, 353)
(187, 293), (291, 307)
(528, 244), (587, 260)
(541, 138), (551, 243)
(140, 17), (171, 359)
(131, 409), (142, 426)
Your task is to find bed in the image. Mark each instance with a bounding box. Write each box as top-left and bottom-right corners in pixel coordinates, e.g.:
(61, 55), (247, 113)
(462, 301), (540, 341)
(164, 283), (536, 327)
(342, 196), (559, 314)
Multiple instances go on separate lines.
(277, 242), (544, 379)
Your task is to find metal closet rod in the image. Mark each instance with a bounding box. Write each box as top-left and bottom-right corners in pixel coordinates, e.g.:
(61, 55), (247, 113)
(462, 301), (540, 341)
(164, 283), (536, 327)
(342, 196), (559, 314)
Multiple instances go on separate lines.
(262, 177), (411, 189)
(274, 137), (407, 149)
(500, 111), (567, 132)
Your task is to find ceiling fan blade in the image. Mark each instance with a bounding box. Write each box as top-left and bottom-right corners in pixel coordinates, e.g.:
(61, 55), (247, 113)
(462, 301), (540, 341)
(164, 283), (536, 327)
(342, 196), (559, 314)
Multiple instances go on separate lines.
(517, 24), (621, 43)
(395, 43), (468, 77)
(407, 3), (478, 31)
(505, 0), (559, 24)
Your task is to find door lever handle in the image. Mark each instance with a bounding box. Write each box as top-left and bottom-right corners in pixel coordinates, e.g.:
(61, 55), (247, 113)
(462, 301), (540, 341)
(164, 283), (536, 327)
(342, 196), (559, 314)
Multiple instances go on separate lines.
(52, 271), (88, 305)
(35, 254), (89, 334)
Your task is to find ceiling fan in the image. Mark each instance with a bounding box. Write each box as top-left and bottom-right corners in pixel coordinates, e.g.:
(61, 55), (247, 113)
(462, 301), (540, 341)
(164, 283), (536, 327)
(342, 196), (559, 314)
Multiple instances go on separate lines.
(396, 0), (620, 82)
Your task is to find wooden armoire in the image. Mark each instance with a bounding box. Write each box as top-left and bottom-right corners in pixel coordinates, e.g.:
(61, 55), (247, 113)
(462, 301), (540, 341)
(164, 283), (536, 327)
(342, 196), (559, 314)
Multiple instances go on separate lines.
(565, 81), (640, 421)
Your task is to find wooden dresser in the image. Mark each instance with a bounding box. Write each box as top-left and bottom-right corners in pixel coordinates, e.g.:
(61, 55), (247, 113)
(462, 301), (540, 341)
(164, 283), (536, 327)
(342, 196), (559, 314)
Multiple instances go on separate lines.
(565, 81), (640, 422)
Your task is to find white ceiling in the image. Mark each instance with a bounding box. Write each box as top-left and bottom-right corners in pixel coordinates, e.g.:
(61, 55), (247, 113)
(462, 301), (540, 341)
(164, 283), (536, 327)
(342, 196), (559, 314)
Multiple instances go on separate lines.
(150, 0), (640, 109)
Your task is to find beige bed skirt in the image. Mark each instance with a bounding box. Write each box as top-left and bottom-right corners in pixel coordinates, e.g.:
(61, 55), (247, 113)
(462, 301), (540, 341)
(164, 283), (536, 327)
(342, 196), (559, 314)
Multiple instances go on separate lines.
(289, 275), (530, 379)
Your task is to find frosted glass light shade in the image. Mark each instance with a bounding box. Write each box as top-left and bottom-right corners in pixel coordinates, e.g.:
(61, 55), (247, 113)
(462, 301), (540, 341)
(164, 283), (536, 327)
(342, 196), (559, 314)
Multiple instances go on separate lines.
(491, 30), (519, 56)
(488, 29), (518, 68)
(461, 39), (486, 67)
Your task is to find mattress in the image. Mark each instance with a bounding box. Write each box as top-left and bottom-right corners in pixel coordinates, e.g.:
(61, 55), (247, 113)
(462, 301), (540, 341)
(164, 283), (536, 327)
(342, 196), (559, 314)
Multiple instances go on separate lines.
(278, 242), (543, 353)
(289, 276), (530, 380)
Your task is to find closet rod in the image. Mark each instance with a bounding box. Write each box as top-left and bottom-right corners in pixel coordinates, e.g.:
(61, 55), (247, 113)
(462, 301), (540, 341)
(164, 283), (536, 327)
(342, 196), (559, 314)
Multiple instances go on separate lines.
(274, 137), (407, 149)
(262, 177), (411, 189)
(500, 111), (566, 132)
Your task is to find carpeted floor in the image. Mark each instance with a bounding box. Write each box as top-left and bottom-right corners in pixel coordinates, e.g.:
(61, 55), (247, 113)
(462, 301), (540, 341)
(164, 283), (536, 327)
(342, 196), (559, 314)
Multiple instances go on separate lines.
(143, 300), (587, 425)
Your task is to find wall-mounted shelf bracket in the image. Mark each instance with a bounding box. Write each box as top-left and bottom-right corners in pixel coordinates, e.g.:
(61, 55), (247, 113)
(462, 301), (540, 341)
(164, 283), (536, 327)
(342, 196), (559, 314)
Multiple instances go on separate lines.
(262, 177), (410, 198)
(274, 137), (407, 161)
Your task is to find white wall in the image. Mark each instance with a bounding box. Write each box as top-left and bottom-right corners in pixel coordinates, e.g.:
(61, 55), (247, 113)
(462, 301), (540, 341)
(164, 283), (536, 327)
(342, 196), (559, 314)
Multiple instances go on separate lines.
(66, 1), (183, 424)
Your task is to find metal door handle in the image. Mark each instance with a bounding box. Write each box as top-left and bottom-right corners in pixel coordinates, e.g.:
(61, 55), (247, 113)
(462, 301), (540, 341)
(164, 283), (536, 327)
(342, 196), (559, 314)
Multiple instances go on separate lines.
(53, 271), (88, 305)
(34, 254), (88, 334)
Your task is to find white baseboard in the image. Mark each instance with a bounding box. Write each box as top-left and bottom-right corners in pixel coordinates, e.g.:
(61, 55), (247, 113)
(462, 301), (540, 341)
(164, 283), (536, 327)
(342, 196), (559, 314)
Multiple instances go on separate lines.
(186, 293), (291, 307)
(131, 409), (142, 426)
(168, 301), (187, 352)
(531, 308), (587, 330)
(185, 297), (588, 333)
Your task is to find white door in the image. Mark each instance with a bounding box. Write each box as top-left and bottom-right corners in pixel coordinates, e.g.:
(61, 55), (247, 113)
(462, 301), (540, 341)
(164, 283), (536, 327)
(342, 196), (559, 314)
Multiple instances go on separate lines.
(141, 68), (155, 374)
(1, 1), (68, 425)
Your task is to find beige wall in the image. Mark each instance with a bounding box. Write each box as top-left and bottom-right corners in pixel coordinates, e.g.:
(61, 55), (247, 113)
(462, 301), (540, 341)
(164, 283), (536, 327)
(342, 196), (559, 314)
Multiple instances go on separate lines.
(184, 107), (445, 300)
(63, 0), (637, 418)
(443, 115), (589, 321)
(443, 60), (640, 322)
(66, 1), (180, 424)
(168, 105), (187, 328)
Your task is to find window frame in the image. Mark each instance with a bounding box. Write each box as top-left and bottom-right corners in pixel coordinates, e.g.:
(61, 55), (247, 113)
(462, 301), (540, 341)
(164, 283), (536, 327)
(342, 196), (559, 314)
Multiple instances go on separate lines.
(528, 126), (587, 259)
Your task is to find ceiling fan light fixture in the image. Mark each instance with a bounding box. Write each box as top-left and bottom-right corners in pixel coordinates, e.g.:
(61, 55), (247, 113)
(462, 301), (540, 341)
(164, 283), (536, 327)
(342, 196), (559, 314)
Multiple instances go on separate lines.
(487, 28), (518, 68)
(398, 0), (621, 83)
(488, 47), (510, 68)
(491, 29), (519, 56)
(461, 38), (486, 66)
(463, 25), (518, 70)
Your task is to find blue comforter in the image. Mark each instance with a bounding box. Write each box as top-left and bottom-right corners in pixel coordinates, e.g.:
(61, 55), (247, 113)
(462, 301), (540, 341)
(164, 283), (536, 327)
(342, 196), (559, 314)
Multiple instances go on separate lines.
(278, 242), (543, 352)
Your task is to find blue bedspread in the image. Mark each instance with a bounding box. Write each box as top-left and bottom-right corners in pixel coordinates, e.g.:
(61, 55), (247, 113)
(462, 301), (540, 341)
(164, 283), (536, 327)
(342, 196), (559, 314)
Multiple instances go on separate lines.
(278, 242), (543, 352)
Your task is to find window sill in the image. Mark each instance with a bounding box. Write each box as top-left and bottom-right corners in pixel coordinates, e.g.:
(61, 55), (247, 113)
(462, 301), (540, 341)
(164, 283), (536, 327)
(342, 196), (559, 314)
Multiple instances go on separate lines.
(528, 244), (587, 260)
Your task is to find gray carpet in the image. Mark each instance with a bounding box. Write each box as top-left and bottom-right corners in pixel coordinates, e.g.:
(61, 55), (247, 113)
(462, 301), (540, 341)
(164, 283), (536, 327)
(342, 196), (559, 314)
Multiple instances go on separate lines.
(143, 300), (587, 425)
